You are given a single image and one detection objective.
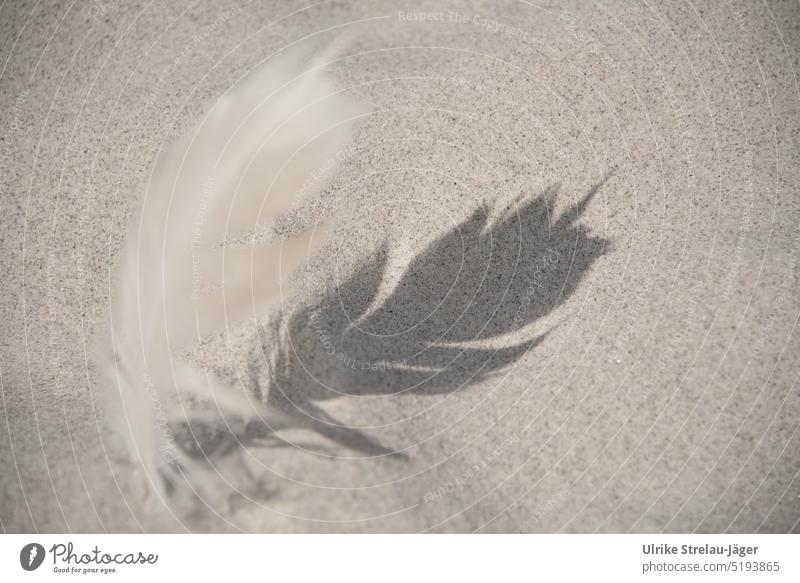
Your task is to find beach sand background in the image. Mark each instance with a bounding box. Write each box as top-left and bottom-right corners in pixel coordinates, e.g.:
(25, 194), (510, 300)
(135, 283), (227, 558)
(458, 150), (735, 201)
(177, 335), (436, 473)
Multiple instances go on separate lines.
(1, 0), (799, 532)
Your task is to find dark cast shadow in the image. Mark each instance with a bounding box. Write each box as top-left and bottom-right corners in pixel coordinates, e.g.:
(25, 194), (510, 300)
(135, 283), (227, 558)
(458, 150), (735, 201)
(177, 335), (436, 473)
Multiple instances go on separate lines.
(227, 174), (614, 460)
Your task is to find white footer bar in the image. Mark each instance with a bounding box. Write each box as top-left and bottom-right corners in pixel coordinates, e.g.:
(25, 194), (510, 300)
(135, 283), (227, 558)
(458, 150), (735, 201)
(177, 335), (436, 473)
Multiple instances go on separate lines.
(1, 534), (797, 582)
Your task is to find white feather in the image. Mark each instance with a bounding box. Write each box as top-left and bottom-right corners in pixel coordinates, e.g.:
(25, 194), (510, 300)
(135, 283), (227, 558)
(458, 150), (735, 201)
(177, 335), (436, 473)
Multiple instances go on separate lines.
(99, 49), (362, 513)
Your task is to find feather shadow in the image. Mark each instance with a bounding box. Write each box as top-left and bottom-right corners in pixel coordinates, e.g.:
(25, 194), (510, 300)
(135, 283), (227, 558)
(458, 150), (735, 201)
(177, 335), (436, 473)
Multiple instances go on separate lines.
(241, 175), (612, 458)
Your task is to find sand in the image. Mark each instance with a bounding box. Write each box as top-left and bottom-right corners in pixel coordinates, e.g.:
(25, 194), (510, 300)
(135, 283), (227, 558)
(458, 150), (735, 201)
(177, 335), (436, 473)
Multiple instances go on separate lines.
(1, 0), (798, 533)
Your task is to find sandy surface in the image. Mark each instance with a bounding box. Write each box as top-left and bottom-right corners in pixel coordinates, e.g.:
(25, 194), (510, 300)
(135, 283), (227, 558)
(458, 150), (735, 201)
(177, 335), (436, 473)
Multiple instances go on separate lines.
(1, 0), (799, 533)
